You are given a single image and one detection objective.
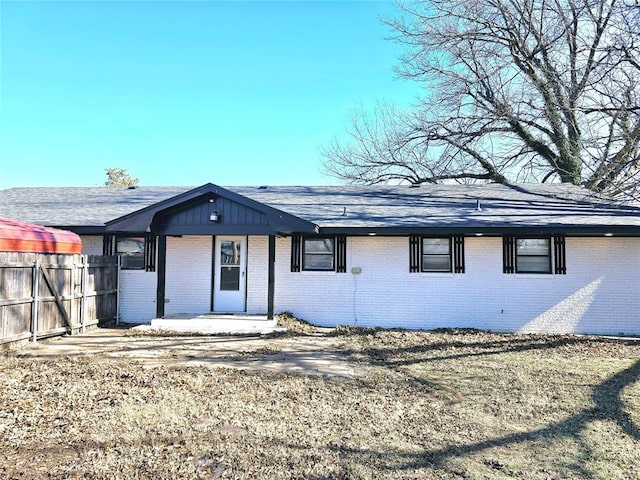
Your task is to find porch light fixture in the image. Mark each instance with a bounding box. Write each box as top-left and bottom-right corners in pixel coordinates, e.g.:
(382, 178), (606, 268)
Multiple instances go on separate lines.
(210, 210), (221, 223)
(604, 233), (614, 237)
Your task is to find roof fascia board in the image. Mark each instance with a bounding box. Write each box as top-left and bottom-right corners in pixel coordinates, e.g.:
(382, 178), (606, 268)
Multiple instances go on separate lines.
(154, 225), (296, 236)
(316, 225), (640, 236)
(50, 226), (107, 235)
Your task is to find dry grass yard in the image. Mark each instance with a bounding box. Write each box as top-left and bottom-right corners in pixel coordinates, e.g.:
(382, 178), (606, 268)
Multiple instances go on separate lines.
(1, 323), (639, 480)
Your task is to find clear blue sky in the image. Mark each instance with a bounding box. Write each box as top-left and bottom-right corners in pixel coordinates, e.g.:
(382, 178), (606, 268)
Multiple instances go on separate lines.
(0, 0), (420, 188)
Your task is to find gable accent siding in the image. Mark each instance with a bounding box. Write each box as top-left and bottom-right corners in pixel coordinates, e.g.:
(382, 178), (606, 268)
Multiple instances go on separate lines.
(155, 196), (270, 229)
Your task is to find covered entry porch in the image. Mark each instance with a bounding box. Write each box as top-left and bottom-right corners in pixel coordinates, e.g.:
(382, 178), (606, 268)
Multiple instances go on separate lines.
(158, 234), (274, 319)
(103, 184), (316, 322)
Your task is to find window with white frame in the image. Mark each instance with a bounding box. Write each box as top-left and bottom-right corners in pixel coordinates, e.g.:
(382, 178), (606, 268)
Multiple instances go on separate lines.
(117, 237), (145, 270)
(303, 237), (335, 271)
(422, 237), (452, 272)
(291, 235), (347, 273)
(515, 238), (551, 273)
(409, 235), (465, 273)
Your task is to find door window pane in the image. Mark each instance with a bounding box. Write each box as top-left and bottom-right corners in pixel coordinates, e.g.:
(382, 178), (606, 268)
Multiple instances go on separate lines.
(220, 241), (240, 266)
(220, 266), (240, 291)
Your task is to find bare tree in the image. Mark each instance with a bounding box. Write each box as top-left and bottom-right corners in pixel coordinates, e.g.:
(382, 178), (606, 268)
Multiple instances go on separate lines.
(323, 0), (640, 200)
(104, 168), (139, 187)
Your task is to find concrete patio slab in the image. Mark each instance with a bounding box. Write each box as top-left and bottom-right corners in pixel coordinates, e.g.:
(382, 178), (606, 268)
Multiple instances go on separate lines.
(13, 327), (356, 377)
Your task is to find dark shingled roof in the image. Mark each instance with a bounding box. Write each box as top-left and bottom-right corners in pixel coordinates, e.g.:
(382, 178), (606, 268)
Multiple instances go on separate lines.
(1, 183), (639, 234)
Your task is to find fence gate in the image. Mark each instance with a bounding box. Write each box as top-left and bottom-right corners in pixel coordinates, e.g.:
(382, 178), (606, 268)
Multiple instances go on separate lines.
(0, 253), (118, 345)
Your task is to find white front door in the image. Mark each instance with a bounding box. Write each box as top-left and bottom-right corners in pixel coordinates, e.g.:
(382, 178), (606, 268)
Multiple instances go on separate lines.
(213, 236), (247, 313)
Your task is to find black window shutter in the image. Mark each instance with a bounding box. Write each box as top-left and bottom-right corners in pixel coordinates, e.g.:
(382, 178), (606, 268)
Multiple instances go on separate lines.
(553, 235), (566, 274)
(503, 235), (516, 274)
(290, 234), (301, 272)
(336, 235), (347, 273)
(453, 236), (465, 273)
(103, 235), (115, 256)
(144, 234), (157, 272)
(409, 236), (421, 272)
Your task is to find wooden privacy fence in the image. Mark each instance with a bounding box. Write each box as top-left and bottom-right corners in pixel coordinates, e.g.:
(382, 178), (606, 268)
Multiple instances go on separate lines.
(0, 253), (118, 345)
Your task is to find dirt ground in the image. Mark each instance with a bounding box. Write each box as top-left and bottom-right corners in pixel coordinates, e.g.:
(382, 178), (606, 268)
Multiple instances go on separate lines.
(2, 326), (639, 479)
(10, 327), (357, 377)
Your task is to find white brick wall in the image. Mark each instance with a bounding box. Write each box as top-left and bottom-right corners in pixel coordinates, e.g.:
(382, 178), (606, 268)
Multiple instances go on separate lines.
(119, 270), (157, 323)
(91, 232), (640, 334)
(116, 235), (271, 320)
(80, 235), (103, 255)
(247, 236), (269, 314)
(80, 235), (157, 323)
(274, 236), (640, 335)
(165, 236), (213, 315)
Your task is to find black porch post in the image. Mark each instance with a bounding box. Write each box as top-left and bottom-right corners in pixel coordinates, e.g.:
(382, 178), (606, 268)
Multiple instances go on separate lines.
(267, 234), (276, 320)
(156, 235), (167, 318)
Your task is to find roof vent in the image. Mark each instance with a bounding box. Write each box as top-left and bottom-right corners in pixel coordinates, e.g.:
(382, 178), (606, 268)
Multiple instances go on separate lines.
(409, 183), (421, 188)
(127, 185), (138, 190)
(258, 185), (268, 189)
(341, 207), (347, 216)
(476, 199), (482, 211)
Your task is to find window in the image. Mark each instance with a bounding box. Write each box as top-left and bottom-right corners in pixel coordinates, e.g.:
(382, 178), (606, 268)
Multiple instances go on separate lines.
(410, 235), (465, 273)
(303, 237), (335, 271)
(422, 238), (452, 272)
(504, 235), (565, 274)
(291, 235), (347, 273)
(105, 234), (156, 271)
(219, 240), (241, 290)
(516, 238), (551, 273)
(117, 237), (145, 270)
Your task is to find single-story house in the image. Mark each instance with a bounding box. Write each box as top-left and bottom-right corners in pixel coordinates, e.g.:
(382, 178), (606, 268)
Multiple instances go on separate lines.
(1, 182), (639, 335)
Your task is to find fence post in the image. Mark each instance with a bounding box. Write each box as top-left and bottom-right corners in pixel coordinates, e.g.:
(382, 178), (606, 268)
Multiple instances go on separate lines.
(31, 259), (40, 343)
(116, 255), (121, 325)
(70, 260), (76, 334)
(81, 255), (88, 333)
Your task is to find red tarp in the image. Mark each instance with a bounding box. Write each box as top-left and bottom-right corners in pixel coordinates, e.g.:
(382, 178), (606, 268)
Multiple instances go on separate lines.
(0, 218), (82, 254)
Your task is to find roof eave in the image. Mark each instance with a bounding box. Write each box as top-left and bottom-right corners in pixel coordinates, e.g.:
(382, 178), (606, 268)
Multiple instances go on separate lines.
(316, 225), (640, 237)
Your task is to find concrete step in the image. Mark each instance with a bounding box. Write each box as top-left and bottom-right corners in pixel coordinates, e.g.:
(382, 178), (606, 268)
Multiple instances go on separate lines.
(139, 314), (286, 335)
